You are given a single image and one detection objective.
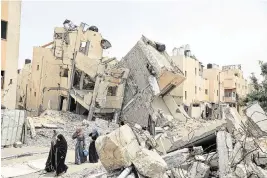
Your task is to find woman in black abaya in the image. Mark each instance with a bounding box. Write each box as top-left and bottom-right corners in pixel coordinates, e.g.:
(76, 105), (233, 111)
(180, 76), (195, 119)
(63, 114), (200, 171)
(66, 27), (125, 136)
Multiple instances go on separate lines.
(45, 130), (57, 172)
(55, 134), (68, 176)
(88, 128), (99, 163)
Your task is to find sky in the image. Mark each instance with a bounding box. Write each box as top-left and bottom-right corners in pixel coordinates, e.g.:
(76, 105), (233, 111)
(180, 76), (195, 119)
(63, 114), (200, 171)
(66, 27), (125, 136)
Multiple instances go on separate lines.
(19, 0), (267, 79)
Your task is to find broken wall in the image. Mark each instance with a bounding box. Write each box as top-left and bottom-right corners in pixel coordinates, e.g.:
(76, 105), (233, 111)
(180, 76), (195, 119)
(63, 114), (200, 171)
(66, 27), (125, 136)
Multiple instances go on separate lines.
(16, 63), (32, 109)
(120, 40), (156, 126)
(27, 47), (68, 113)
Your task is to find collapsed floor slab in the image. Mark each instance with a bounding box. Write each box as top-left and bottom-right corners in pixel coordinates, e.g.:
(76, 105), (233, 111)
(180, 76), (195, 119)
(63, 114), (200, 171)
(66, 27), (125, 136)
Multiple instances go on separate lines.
(168, 120), (226, 153)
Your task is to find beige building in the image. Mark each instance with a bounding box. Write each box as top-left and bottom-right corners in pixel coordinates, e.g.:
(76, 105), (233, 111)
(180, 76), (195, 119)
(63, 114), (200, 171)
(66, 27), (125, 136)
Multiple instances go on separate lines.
(203, 64), (224, 103)
(202, 64), (250, 106)
(171, 46), (209, 106)
(220, 65), (250, 106)
(1, 0), (21, 109)
(17, 20), (128, 119)
(170, 45), (250, 107)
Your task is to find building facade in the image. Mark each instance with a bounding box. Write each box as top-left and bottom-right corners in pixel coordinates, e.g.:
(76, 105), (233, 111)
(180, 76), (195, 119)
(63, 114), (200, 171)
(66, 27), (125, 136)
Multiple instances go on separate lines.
(17, 20), (128, 119)
(170, 45), (251, 107)
(203, 63), (224, 103)
(120, 36), (186, 127)
(1, 0), (21, 109)
(171, 46), (209, 106)
(220, 64), (250, 106)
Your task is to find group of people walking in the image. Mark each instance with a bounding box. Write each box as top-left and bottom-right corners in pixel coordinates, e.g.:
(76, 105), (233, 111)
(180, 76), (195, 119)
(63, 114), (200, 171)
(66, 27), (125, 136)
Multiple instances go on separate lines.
(44, 128), (99, 176)
(72, 128), (99, 164)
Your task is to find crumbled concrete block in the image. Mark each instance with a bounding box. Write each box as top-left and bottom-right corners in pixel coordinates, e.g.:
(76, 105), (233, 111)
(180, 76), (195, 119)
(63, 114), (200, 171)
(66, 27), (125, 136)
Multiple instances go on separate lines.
(42, 123), (58, 129)
(246, 162), (267, 178)
(169, 120), (226, 152)
(163, 126), (170, 130)
(95, 125), (141, 171)
(188, 162), (210, 178)
(195, 155), (206, 162)
(162, 148), (190, 169)
(13, 142), (23, 148)
(155, 133), (172, 154)
(27, 117), (36, 138)
(155, 127), (164, 134)
(192, 146), (203, 155)
(134, 123), (142, 130)
(243, 137), (257, 151)
(201, 152), (218, 168)
(82, 119), (89, 126)
(235, 164), (248, 178)
(143, 130), (157, 148)
(230, 141), (243, 165)
(254, 151), (267, 166)
(217, 130), (233, 178)
(171, 168), (188, 178)
(133, 148), (167, 178)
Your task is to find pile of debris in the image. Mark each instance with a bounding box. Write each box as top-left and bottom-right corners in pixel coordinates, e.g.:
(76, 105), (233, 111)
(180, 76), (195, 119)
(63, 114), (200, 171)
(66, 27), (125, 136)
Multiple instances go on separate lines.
(25, 110), (118, 150)
(93, 102), (267, 178)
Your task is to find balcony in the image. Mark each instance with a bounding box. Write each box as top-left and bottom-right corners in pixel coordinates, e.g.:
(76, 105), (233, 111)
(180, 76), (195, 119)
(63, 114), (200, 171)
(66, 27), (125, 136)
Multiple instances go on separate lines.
(158, 70), (186, 96)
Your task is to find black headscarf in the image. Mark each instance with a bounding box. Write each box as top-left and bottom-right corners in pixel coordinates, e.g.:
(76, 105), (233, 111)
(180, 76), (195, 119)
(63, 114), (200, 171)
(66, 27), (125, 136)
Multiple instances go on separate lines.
(55, 134), (68, 155)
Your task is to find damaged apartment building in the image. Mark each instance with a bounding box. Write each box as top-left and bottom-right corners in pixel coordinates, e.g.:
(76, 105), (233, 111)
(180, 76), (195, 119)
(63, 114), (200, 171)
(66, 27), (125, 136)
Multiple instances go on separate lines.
(118, 36), (187, 132)
(17, 20), (129, 120)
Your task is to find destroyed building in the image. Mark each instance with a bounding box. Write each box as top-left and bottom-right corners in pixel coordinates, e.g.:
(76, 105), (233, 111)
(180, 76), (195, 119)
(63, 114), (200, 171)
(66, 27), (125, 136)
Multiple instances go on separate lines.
(16, 20), (129, 119)
(119, 36), (186, 129)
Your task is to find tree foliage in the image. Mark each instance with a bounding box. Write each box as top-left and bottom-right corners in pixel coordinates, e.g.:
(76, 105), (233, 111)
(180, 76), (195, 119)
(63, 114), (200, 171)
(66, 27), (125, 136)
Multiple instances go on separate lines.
(244, 61), (267, 112)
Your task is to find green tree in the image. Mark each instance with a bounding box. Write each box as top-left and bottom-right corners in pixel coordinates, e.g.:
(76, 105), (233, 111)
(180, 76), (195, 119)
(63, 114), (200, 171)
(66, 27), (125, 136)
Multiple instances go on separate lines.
(244, 61), (267, 112)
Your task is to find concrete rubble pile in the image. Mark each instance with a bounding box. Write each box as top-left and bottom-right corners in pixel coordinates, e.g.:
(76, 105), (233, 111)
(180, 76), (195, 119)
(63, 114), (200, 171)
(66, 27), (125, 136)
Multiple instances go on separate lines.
(25, 110), (118, 150)
(92, 102), (267, 178)
(13, 34), (267, 178)
(95, 124), (168, 178)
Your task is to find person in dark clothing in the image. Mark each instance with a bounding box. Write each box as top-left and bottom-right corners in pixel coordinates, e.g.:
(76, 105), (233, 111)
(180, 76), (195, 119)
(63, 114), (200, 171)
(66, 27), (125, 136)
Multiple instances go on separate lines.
(45, 130), (57, 172)
(88, 129), (99, 163)
(55, 134), (68, 176)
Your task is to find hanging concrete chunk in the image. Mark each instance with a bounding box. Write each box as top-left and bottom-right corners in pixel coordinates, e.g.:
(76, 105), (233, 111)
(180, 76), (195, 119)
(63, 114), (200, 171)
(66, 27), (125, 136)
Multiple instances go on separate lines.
(133, 148), (167, 178)
(95, 125), (141, 171)
(188, 162), (210, 178)
(162, 148), (190, 169)
(216, 130), (233, 178)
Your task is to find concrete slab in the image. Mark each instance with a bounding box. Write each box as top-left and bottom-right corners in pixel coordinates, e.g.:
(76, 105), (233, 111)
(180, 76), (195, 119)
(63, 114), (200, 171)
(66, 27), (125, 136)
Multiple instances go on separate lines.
(169, 120), (226, 152)
(217, 131), (233, 178)
(244, 103), (267, 137)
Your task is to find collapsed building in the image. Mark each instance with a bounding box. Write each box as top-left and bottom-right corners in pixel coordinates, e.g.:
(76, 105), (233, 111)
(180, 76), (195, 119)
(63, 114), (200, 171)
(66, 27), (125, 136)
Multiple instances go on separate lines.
(119, 36), (186, 130)
(16, 20), (129, 120)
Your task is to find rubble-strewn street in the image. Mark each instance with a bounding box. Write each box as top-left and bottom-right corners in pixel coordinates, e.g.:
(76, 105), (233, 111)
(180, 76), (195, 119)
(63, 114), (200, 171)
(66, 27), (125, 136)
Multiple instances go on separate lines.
(25, 110), (118, 150)
(1, 3), (267, 177)
(2, 101), (267, 178)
